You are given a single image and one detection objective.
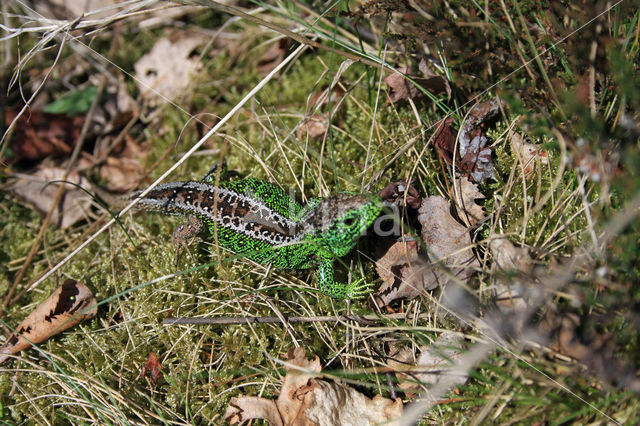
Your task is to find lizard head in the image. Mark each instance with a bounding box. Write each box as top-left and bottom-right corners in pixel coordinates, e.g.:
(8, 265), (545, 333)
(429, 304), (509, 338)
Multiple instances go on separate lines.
(301, 193), (382, 257)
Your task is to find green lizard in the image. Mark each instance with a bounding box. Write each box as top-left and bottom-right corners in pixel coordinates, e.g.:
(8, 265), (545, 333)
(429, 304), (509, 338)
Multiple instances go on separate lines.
(128, 166), (382, 299)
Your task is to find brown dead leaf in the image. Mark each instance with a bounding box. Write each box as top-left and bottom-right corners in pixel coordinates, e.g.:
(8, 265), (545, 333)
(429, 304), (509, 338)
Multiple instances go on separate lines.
(374, 239), (437, 308)
(257, 39), (290, 75)
(418, 196), (479, 283)
(10, 166), (94, 229)
(297, 114), (329, 140)
(510, 132), (548, 176)
(387, 332), (468, 396)
(378, 181), (422, 209)
(96, 136), (148, 192)
(0, 280), (97, 365)
(4, 108), (84, 162)
(134, 35), (205, 104)
(385, 58), (450, 104)
(225, 347), (403, 425)
(458, 97), (505, 183)
(140, 352), (163, 386)
(453, 177), (485, 226)
(489, 238), (532, 315)
(433, 117), (456, 165)
(458, 135), (495, 183)
(307, 85), (346, 112)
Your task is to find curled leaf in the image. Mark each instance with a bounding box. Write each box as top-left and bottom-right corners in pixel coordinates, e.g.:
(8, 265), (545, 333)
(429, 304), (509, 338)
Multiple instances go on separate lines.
(374, 239), (437, 308)
(457, 98), (504, 183)
(0, 280), (97, 365)
(140, 352), (163, 386)
(510, 132), (548, 176)
(378, 181), (422, 209)
(453, 177), (485, 226)
(418, 196), (479, 283)
(9, 167), (94, 229)
(225, 347), (402, 425)
(385, 58), (451, 104)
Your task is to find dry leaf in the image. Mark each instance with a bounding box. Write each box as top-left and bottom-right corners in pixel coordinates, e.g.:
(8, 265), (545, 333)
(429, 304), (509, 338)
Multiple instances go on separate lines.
(257, 39), (290, 75)
(378, 181), (422, 209)
(385, 58), (450, 104)
(297, 114), (329, 139)
(374, 239), (437, 308)
(388, 332), (468, 396)
(458, 97), (504, 183)
(4, 108), (84, 162)
(488, 238), (532, 314)
(134, 35), (205, 104)
(458, 135), (495, 183)
(225, 347), (403, 426)
(307, 86), (346, 112)
(510, 132), (548, 176)
(453, 177), (485, 226)
(0, 280), (97, 365)
(10, 166), (94, 229)
(418, 196), (479, 283)
(140, 352), (163, 386)
(433, 117), (457, 166)
(96, 136), (148, 192)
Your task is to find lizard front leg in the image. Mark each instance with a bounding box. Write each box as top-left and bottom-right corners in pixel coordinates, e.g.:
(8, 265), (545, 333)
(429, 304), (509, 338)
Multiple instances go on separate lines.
(172, 214), (203, 261)
(317, 255), (373, 299)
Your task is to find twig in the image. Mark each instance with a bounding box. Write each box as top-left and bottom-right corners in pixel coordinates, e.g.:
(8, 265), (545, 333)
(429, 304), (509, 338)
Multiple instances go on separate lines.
(162, 312), (433, 326)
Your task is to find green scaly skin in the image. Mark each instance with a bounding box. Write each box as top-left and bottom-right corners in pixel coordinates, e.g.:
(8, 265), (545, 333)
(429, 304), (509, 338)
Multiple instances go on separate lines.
(129, 167), (382, 299)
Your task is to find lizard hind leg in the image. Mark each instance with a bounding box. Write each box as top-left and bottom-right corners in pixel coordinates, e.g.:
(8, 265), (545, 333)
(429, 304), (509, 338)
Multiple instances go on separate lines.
(172, 214), (204, 263)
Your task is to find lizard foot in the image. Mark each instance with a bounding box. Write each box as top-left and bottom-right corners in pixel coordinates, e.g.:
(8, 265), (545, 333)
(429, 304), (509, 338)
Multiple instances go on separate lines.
(335, 278), (374, 300)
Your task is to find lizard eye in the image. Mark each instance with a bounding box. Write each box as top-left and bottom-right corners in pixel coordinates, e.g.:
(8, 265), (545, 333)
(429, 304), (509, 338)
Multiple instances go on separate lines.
(343, 217), (357, 227)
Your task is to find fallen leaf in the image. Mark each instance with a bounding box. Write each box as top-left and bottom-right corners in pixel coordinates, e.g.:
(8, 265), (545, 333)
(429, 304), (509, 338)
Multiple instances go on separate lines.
(297, 114), (329, 139)
(307, 85), (346, 112)
(378, 181), (422, 209)
(453, 177), (485, 226)
(0, 280), (97, 365)
(10, 166), (94, 229)
(488, 238), (531, 315)
(510, 132), (548, 176)
(134, 35), (205, 104)
(257, 39), (290, 75)
(4, 108), (84, 162)
(96, 135), (148, 192)
(418, 196), (479, 283)
(385, 58), (450, 104)
(387, 332), (468, 396)
(433, 117), (457, 166)
(225, 347), (403, 425)
(458, 135), (495, 183)
(140, 352), (163, 385)
(457, 97), (505, 183)
(374, 238), (437, 308)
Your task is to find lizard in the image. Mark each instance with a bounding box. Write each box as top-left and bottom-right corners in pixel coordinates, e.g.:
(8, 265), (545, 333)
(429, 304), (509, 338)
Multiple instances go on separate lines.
(126, 166), (382, 299)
